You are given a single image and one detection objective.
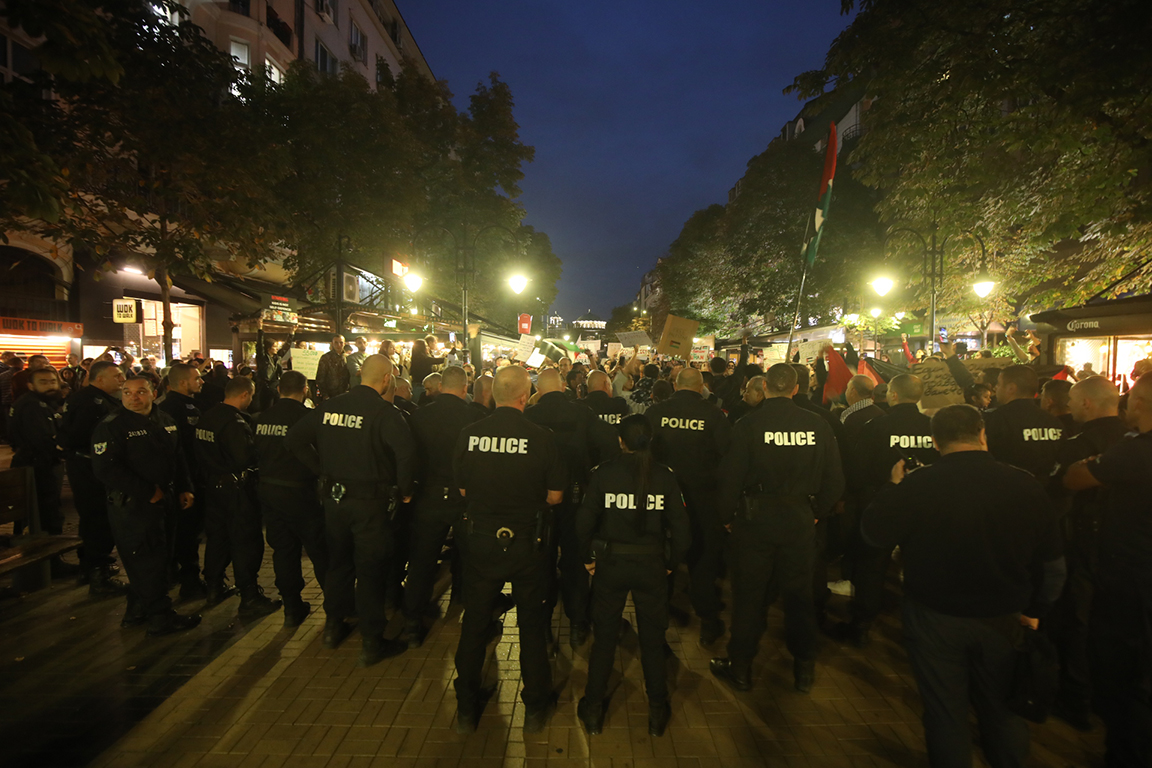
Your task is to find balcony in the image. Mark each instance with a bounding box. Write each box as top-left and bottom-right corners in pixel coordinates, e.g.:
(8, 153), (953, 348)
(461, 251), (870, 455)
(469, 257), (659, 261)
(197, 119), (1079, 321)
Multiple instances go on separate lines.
(267, 5), (293, 48)
(227, 0), (251, 16)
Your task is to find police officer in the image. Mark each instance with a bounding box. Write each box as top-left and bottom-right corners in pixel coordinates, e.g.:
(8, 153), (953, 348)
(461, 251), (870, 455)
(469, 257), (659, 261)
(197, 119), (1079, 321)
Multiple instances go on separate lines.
(470, 374), (494, 415)
(1047, 375), (1128, 731)
(9, 367), (67, 538)
(157, 362), (207, 599)
(452, 365), (566, 734)
(832, 373), (938, 647)
(644, 366), (732, 644)
(287, 355), (415, 666)
(393, 377), (419, 419)
(985, 364), (1064, 479)
(1064, 372), (1152, 766)
(711, 363), (843, 693)
(575, 415), (691, 738)
(402, 365), (483, 647)
(254, 370), (329, 628)
(196, 376), (280, 616)
(91, 376), (202, 635)
(526, 367), (620, 648)
(57, 361), (128, 593)
(583, 370), (630, 426)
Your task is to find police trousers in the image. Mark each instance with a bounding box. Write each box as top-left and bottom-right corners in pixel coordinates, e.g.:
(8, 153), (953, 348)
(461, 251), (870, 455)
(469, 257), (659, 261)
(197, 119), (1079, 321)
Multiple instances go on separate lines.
(260, 482), (328, 609)
(547, 493), (590, 627)
(1050, 527), (1096, 715)
(108, 496), (172, 618)
(168, 487), (204, 585)
(901, 599), (1030, 768)
(403, 494), (463, 625)
(585, 554), (669, 705)
(849, 540), (895, 627)
(323, 496), (396, 639)
(726, 504), (816, 670)
(1089, 563), (1152, 768)
(674, 482), (724, 621)
(13, 459), (63, 536)
(203, 479), (264, 591)
(66, 458), (116, 570)
(455, 529), (552, 713)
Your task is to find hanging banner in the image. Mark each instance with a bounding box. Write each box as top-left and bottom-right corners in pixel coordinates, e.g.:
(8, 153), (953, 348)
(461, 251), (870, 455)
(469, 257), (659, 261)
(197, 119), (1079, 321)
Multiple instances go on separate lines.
(0, 316), (84, 337)
(518, 314), (532, 335)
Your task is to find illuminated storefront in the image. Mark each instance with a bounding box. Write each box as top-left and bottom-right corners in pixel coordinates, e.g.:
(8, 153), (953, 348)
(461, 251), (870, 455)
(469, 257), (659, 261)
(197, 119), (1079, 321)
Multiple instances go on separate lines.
(1031, 295), (1152, 391)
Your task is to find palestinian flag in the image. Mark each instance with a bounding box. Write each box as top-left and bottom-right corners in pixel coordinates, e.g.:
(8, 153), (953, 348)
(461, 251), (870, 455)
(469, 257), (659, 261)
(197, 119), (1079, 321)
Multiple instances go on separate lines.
(802, 122), (839, 267)
(823, 344), (854, 406)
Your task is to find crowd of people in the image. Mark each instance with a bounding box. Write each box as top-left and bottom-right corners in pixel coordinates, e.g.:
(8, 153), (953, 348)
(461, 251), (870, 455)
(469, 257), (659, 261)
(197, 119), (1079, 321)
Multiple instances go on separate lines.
(2, 329), (1150, 766)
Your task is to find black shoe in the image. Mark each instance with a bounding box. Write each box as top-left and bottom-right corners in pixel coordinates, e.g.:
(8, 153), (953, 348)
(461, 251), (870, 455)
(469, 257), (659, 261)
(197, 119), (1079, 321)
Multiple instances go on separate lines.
(205, 583), (238, 607)
(178, 578), (208, 602)
(493, 592), (516, 617)
(710, 658), (752, 692)
(577, 696), (604, 735)
(1053, 699), (1093, 732)
(146, 610), (202, 636)
(405, 622), (427, 649)
(456, 707), (480, 735)
(238, 586), (282, 618)
(283, 601), (311, 628)
(794, 659), (816, 693)
(570, 622), (590, 649)
(121, 603), (148, 628)
(322, 619), (351, 649)
(359, 636), (407, 667)
(648, 700), (672, 737)
(523, 694), (557, 733)
(668, 604), (691, 627)
(88, 568), (129, 597)
(699, 617), (725, 646)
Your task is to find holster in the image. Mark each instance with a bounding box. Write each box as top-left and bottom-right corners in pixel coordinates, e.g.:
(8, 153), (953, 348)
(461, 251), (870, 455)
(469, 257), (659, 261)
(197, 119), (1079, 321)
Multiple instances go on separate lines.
(535, 507), (553, 551)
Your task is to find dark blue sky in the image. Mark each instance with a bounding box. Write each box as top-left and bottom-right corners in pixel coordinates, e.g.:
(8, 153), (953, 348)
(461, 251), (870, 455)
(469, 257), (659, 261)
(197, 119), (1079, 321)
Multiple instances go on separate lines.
(401, 1), (853, 322)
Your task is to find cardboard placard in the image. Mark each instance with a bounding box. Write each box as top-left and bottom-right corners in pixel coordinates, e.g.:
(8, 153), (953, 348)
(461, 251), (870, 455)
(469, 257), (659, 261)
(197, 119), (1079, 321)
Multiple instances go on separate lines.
(606, 342), (622, 359)
(690, 348), (710, 363)
(797, 341), (823, 364)
(515, 333), (537, 361)
(656, 315), (699, 357)
(291, 348), (323, 380)
(762, 345), (786, 363)
(525, 350), (546, 368)
(616, 330), (652, 347)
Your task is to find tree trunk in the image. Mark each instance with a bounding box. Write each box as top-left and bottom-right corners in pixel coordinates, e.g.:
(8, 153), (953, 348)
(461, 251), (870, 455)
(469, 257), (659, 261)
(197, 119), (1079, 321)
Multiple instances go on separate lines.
(157, 263), (175, 364)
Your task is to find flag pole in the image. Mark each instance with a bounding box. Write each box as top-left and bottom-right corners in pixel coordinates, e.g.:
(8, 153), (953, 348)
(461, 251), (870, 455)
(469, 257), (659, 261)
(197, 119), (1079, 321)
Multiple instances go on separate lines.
(784, 216), (813, 360)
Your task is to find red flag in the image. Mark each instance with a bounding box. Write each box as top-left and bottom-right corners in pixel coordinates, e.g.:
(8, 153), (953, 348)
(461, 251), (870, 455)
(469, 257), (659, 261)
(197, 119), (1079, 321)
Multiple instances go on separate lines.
(1053, 366), (1070, 381)
(858, 358), (881, 385)
(823, 346), (853, 405)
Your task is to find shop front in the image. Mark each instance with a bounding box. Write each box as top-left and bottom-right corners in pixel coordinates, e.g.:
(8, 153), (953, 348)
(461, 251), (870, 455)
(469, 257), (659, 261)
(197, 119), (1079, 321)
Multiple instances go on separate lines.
(1031, 294), (1152, 390)
(0, 316), (83, 367)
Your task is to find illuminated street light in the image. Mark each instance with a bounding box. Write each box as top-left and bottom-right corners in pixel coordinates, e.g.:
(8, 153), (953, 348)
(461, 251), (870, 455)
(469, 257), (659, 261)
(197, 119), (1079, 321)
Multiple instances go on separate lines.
(972, 266), (996, 298)
(895, 311), (906, 320)
(870, 307), (882, 318)
(870, 277), (894, 296)
(403, 272), (423, 292)
(563, 334), (570, 341)
(509, 274), (528, 294)
(844, 313), (859, 324)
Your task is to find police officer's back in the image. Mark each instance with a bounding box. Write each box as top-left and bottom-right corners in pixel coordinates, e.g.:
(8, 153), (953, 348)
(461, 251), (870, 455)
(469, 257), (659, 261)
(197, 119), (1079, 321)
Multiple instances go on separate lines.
(451, 366), (566, 734)
(985, 365), (1065, 479)
(287, 355), (415, 666)
(712, 363), (844, 694)
(583, 370), (630, 427)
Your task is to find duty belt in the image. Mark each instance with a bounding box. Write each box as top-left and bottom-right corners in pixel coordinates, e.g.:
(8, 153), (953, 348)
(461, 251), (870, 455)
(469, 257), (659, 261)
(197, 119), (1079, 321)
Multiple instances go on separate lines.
(210, 470), (249, 489)
(468, 522), (536, 552)
(595, 541), (663, 556)
(740, 491), (813, 519)
(260, 477), (310, 489)
(327, 479), (395, 501)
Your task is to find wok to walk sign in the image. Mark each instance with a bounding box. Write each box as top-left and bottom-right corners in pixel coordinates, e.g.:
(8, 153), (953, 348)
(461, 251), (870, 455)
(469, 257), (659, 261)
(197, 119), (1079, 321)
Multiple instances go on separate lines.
(656, 315), (699, 357)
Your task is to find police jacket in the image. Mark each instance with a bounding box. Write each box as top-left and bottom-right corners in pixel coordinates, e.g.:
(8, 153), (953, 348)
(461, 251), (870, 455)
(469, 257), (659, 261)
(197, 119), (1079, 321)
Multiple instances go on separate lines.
(583, 390), (630, 426)
(157, 391), (200, 474)
(9, 393), (63, 467)
(645, 389), (732, 488)
(59, 385), (118, 460)
(254, 397), (316, 484)
(286, 385), (416, 497)
(718, 396), (844, 524)
(1085, 428), (1152, 587)
(1049, 415), (1127, 531)
(525, 391), (620, 488)
(409, 392), (485, 495)
(848, 402), (938, 500)
(91, 406), (192, 502)
(453, 406), (567, 529)
(985, 398), (1064, 479)
(793, 393), (845, 445)
(575, 453), (691, 568)
(195, 403), (256, 482)
(394, 396), (419, 420)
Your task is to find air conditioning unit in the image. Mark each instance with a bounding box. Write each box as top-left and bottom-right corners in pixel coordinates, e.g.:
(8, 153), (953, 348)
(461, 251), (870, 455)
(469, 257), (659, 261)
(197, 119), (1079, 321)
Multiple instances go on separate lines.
(349, 42), (366, 62)
(315, 0), (334, 24)
(342, 273), (360, 304)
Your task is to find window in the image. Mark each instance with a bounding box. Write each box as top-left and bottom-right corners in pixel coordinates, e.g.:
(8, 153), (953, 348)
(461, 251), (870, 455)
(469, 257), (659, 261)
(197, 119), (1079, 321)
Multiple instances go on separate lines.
(349, 19), (366, 62)
(375, 55), (391, 86)
(315, 39), (338, 75)
(230, 40), (250, 70)
(266, 57), (285, 84)
(316, 0), (337, 25)
(0, 35), (40, 82)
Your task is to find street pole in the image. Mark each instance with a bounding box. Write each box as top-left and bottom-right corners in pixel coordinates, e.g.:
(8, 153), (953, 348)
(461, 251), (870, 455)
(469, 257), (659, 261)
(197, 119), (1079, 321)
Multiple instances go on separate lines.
(929, 229), (939, 354)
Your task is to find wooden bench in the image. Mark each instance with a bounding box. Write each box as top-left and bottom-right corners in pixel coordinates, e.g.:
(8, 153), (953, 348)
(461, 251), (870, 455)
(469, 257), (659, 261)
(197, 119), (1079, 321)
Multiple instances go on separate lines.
(0, 466), (82, 592)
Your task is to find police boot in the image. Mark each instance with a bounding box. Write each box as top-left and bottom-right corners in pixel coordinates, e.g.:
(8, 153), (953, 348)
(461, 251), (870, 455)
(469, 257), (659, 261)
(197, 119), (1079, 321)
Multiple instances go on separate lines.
(576, 696), (604, 735)
(456, 704), (481, 735)
(120, 596), (148, 628)
(405, 621), (427, 649)
(522, 693), (557, 734)
(146, 609), (202, 637)
(794, 659), (816, 693)
(699, 617), (725, 646)
(88, 566), (129, 597)
(322, 618), (352, 649)
(709, 658), (752, 691)
(648, 699), (672, 737)
(358, 635), (407, 667)
(238, 585), (282, 618)
(205, 581), (238, 607)
(283, 601), (312, 629)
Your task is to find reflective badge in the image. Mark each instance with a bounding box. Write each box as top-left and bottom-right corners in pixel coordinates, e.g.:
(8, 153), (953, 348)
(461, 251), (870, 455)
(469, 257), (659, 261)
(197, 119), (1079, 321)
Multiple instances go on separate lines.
(94, 442), (107, 455)
(331, 483), (345, 503)
(496, 526), (514, 552)
(188, 416), (198, 425)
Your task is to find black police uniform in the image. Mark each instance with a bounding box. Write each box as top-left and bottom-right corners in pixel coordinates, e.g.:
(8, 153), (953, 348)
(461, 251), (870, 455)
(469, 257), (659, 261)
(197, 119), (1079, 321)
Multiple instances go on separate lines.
(984, 397), (1064, 479)
(583, 390), (630, 427)
(1047, 414), (1127, 727)
(157, 390), (205, 590)
(843, 402), (938, 634)
(452, 407), (566, 726)
(394, 395), (419, 419)
(716, 397), (843, 687)
(576, 454), (690, 728)
(644, 389), (732, 638)
(525, 391), (620, 642)
(286, 385), (416, 653)
(91, 406), (194, 628)
(195, 403), (267, 601)
(403, 392), (484, 640)
(8, 391), (65, 535)
(59, 385), (119, 572)
(1085, 429), (1152, 767)
(254, 396), (329, 619)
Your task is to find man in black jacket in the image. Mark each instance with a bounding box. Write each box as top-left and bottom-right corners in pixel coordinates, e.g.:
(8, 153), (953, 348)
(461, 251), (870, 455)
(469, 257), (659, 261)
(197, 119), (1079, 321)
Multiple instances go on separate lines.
(985, 365), (1065, 479)
(9, 368), (67, 538)
(157, 363), (207, 599)
(583, 370), (629, 426)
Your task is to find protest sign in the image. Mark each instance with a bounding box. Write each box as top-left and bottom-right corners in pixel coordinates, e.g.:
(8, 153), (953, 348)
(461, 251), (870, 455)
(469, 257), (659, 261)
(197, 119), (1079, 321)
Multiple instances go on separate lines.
(290, 348), (322, 380)
(515, 333), (537, 361)
(656, 314), (699, 357)
(616, 330), (652, 347)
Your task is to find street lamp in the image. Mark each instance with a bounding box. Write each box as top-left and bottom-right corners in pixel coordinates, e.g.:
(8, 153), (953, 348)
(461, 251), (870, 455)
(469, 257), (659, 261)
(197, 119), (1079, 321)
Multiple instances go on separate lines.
(972, 265), (996, 298)
(403, 272), (423, 292)
(870, 277), (894, 297)
(508, 274), (528, 295)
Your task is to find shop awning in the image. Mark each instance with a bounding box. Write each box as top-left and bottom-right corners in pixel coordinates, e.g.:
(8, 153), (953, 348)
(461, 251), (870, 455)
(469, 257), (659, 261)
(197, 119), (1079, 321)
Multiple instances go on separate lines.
(1030, 294), (1152, 335)
(170, 274), (264, 314)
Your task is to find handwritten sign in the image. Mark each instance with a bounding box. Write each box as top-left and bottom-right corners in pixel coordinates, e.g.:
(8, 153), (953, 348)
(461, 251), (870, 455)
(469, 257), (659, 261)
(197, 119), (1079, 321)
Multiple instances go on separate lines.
(616, 330), (652, 347)
(797, 341), (823, 364)
(606, 342), (622, 359)
(525, 350), (546, 368)
(762, 345), (786, 363)
(515, 333), (537, 361)
(657, 314), (699, 357)
(290, 348), (322, 380)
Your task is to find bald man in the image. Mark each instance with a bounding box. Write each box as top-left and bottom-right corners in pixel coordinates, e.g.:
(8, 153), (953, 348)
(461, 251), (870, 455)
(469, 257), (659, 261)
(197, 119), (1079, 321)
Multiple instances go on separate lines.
(582, 370), (629, 425)
(452, 366), (567, 734)
(1044, 375), (1127, 730)
(471, 374), (494, 416)
(1063, 374), (1152, 756)
(287, 354), (416, 666)
(393, 377), (418, 418)
(420, 372), (442, 405)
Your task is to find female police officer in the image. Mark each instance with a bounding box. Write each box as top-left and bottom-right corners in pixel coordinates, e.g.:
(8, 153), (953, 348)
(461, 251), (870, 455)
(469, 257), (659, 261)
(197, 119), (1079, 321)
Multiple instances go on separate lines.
(575, 414), (691, 737)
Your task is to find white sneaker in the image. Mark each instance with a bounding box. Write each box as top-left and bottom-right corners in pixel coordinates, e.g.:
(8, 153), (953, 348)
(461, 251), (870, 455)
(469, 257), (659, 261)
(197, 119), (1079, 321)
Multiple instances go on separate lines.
(827, 579), (854, 597)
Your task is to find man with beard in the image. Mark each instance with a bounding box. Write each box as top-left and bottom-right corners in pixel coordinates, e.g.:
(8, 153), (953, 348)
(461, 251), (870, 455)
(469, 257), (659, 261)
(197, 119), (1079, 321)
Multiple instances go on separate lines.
(9, 367), (67, 537)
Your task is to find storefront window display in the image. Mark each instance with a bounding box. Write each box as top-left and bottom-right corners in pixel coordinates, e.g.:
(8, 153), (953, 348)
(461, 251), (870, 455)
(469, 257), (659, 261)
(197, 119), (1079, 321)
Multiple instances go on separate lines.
(117, 299), (202, 366)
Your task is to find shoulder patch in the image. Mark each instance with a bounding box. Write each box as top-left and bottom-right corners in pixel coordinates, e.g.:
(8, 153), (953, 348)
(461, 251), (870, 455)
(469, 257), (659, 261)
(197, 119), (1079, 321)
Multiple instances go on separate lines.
(95, 397), (104, 405)
(94, 442), (107, 455)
